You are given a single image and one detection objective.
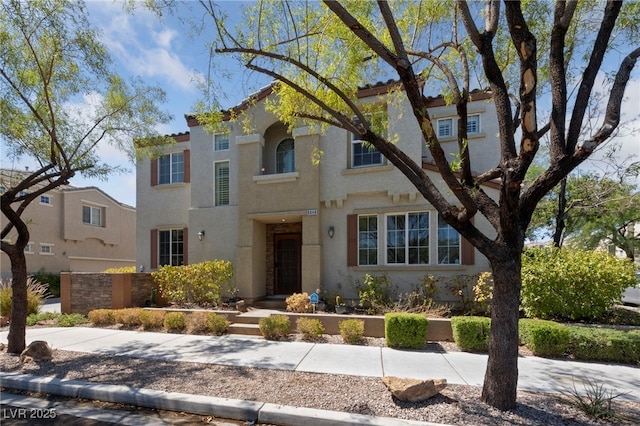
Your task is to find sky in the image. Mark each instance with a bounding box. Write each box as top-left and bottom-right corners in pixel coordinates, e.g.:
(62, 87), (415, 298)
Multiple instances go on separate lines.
(3, 0), (639, 208)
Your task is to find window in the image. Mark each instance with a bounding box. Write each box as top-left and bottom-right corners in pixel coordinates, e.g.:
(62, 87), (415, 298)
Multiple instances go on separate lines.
(159, 229), (184, 266)
(24, 243), (33, 254)
(214, 161), (230, 206)
(276, 138), (295, 173)
(158, 152), (184, 184)
(82, 205), (102, 226)
(40, 195), (52, 205)
(437, 215), (460, 264)
(351, 112), (385, 167)
(386, 212), (430, 265)
(358, 215), (378, 265)
(467, 114), (480, 134)
(40, 243), (54, 255)
(0, 186), (5, 194)
(214, 133), (230, 151)
(437, 118), (453, 138)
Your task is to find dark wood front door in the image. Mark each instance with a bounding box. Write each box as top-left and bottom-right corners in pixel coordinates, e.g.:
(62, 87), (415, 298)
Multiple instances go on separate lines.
(274, 233), (301, 294)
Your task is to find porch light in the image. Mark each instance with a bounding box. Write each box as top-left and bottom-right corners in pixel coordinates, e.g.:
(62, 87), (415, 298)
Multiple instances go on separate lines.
(328, 226), (335, 239)
(197, 230), (205, 241)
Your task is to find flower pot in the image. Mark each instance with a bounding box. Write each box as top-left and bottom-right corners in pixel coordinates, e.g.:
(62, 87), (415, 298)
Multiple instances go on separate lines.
(335, 305), (348, 314)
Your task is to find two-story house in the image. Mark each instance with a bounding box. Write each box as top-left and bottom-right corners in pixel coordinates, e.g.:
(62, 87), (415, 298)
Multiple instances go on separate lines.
(1, 169), (136, 278)
(136, 82), (500, 304)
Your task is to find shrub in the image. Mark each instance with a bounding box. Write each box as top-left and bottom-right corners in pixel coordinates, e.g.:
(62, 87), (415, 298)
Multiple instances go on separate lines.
(88, 309), (116, 325)
(152, 260), (234, 307)
(385, 313), (428, 349)
(451, 316), (491, 352)
(521, 247), (635, 321)
(296, 317), (325, 340)
(357, 273), (394, 313)
(339, 319), (365, 344)
(57, 313), (89, 327)
(164, 312), (187, 331)
(259, 315), (290, 340)
(560, 376), (630, 421)
(26, 312), (59, 326)
(568, 326), (640, 364)
(518, 319), (569, 357)
(31, 269), (61, 297)
(139, 310), (166, 330)
(472, 272), (493, 315)
(113, 308), (143, 327)
(187, 311), (229, 335)
(286, 293), (312, 313)
(0, 277), (49, 317)
(102, 266), (136, 273)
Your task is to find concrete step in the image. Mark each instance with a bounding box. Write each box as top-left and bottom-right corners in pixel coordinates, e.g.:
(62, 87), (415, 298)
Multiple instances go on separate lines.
(228, 323), (261, 336)
(253, 299), (287, 310)
(232, 315), (262, 325)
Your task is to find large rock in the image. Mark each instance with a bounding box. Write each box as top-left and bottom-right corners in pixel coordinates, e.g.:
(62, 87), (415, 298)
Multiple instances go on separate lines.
(20, 340), (52, 363)
(382, 376), (447, 402)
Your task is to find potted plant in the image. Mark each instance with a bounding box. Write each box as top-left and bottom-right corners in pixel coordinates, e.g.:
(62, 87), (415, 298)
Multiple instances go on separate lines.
(335, 295), (348, 314)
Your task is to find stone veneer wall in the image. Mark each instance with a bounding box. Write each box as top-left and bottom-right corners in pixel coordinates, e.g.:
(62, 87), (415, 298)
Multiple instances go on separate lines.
(265, 222), (303, 296)
(61, 272), (157, 315)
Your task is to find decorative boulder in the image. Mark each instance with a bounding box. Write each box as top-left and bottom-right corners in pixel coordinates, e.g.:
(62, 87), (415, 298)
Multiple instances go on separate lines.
(20, 340), (52, 363)
(382, 376), (447, 402)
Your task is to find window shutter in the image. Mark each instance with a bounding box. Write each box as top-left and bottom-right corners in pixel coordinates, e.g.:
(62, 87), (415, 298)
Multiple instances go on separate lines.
(182, 227), (189, 265)
(151, 158), (158, 186)
(183, 150), (190, 183)
(347, 214), (358, 267)
(150, 229), (158, 269)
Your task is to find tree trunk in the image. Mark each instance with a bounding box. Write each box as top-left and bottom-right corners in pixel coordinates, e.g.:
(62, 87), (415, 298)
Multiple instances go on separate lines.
(7, 249), (28, 354)
(481, 254), (522, 411)
(552, 177), (567, 247)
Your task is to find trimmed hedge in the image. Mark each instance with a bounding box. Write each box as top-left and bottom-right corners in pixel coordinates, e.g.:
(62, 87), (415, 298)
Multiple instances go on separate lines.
(339, 319), (365, 344)
(259, 315), (290, 340)
(385, 313), (428, 349)
(519, 318), (570, 357)
(451, 316), (491, 352)
(569, 326), (640, 364)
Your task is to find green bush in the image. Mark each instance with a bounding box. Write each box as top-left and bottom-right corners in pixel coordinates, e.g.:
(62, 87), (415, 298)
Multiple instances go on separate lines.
(568, 326), (640, 364)
(113, 308), (143, 327)
(164, 311), (187, 331)
(339, 319), (365, 344)
(57, 313), (88, 327)
(259, 315), (290, 340)
(187, 311), (229, 335)
(139, 310), (166, 330)
(451, 316), (491, 352)
(31, 269), (61, 297)
(518, 319), (570, 357)
(26, 311), (59, 326)
(357, 273), (394, 313)
(296, 317), (325, 340)
(521, 247), (635, 321)
(0, 277), (49, 317)
(152, 260), (234, 307)
(88, 309), (116, 325)
(385, 313), (428, 349)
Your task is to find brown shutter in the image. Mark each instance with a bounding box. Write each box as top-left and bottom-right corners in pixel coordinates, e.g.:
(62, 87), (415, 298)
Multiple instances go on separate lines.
(182, 227), (188, 265)
(347, 214), (358, 267)
(150, 229), (158, 269)
(183, 150), (190, 183)
(151, 158), (158, 186)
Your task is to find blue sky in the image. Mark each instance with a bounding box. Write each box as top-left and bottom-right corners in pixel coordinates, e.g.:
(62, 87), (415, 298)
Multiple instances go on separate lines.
(4, 1), (639, 208)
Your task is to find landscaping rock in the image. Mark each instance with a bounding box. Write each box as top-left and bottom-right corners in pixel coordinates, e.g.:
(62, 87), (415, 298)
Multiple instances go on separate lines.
(382, 376), (447, 402)
(20, 340), (52, 363)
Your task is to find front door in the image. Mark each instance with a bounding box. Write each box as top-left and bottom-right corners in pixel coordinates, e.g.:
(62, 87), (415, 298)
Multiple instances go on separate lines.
(274, 233), (301, 294)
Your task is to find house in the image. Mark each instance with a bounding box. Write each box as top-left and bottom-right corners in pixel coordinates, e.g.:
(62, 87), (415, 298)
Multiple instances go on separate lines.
(0, 169), (136, 277)
(136, 82), (501, 304)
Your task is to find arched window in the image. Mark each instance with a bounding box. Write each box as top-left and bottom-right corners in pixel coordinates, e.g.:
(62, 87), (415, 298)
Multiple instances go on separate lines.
(276, 138), (295, 173)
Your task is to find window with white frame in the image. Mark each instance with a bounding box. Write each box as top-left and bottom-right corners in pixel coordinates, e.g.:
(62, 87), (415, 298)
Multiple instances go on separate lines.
(437, 215), (461, 264)
(358, 215), (378, 265)
(40, 243), (54, 255)
(386, 212), (430, 265)
(82, 205), (103, 226)
(467, 114), (480, 134)
(214, 161), (230, 206)
(158, 152), (184, 184)
(351, 111), (385, 167)
(24, 243), (33, 254)
(158, 229), (184, 266)
(214, 133), (230, 151)
(437, 118), (453, 138)
(40, 194), (52, 205)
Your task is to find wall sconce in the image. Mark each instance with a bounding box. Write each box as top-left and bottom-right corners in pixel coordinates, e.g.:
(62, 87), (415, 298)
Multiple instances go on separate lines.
(197, 230), (205, 241)
(328, 226), (335, 239)
(139, 265), (144, 272)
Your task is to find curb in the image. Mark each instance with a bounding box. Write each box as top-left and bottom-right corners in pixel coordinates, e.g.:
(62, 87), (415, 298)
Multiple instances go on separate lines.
(1, 372), (445, 426)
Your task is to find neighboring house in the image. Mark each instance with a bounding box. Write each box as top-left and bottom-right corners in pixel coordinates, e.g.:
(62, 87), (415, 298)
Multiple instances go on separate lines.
(1, 169), (136, 278)
(136, 82), (501, 304)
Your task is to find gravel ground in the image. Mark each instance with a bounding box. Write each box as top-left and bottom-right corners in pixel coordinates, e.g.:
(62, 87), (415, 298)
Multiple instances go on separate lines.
(1, 333), (638, 425)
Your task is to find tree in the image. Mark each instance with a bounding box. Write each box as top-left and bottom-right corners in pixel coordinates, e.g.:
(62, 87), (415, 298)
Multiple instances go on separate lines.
(0, 0), (172, 354)
(197, 0), (639, 410)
